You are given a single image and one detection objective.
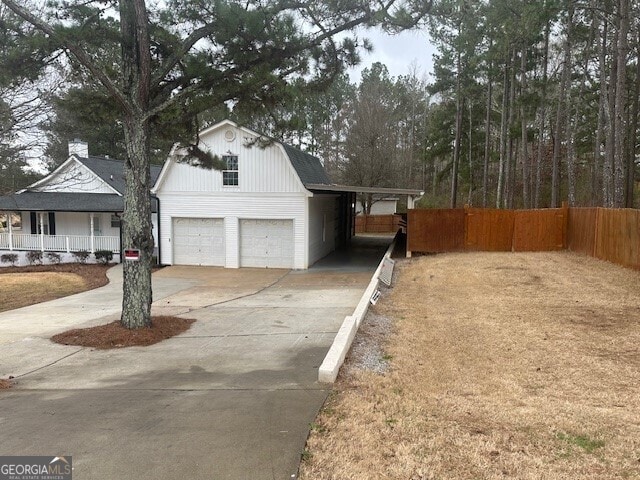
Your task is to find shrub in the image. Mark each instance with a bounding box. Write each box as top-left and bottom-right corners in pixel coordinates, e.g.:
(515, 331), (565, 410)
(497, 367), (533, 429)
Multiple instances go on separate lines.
(94, 250), (114, 264)
(46, 252), (62, 264)
(26, 251), (43, 265)
(0, 253), (18, 266)
(72, 250), (90, 264)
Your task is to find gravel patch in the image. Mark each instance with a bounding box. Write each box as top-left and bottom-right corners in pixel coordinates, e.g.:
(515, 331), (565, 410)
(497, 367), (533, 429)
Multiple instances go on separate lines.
(341, 292), (394, 376)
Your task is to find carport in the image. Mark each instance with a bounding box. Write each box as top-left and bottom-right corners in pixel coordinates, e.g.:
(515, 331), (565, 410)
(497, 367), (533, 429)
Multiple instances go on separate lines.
(305, 184), (424, 248)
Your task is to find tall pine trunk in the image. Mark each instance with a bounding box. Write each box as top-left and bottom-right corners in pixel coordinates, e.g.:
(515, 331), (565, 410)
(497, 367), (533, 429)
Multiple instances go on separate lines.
(594, 16), (608, 206)
(551, 3), (573, 208)
(605, 20), (619, 207)
(483, 64), (492, 208)
(564, 2), (576, 205)
(119, 0), (154, 328)
(451, 49), (463, 208)
(520, 45), (529, 208)
(626, 31), (640, 207)
(535, 17), (551, 208)
(613, 0), (629, 207)
(496, 53), (510, 208)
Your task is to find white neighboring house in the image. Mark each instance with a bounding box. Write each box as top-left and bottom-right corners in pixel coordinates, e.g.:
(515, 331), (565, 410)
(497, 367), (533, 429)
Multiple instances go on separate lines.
(356, 197), (399, 216)
(0, 140), (161, 263)
(153, 119), (340, 269)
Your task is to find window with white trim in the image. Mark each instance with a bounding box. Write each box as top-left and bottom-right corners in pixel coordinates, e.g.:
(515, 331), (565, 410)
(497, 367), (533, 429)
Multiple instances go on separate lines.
(222, 155), (239, 186)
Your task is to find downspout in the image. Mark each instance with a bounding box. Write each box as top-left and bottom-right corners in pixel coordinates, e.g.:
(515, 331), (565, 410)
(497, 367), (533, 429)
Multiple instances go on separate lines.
(150, 194), (161, 265)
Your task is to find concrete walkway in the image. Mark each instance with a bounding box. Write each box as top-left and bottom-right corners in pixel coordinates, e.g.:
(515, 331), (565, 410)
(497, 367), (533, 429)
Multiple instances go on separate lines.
(0, 237), (389, 480)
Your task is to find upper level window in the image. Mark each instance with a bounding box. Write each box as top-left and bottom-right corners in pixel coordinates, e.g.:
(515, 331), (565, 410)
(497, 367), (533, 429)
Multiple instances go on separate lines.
(222, 155), (238, 186)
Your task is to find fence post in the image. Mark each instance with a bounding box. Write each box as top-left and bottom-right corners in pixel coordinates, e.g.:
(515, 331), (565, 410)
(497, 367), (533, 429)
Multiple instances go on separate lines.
(66, 236), (70, 253)
(562, 201), (569, 249)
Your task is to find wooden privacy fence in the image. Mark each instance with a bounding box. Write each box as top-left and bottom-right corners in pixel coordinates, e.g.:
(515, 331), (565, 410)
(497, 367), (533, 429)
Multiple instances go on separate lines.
(568, 208), (640, 269)
(408, 206), (640, 270)
(355, 214), (403, 234)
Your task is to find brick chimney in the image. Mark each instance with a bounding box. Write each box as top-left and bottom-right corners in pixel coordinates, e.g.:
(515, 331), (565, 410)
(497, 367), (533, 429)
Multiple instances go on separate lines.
(68, 139), (89, 158)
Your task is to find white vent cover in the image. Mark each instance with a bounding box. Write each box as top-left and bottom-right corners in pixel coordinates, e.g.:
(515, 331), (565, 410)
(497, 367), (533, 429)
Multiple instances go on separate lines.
(224, 129), (236, 142)
(379, 258), (395, 287)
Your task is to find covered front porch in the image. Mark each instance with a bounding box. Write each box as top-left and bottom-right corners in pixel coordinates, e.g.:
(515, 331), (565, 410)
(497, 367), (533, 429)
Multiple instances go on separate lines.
(0, 210), (121, 254)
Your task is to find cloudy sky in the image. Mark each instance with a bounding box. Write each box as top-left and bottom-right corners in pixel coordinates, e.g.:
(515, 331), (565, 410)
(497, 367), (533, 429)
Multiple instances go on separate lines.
(348, 27), (436, 83)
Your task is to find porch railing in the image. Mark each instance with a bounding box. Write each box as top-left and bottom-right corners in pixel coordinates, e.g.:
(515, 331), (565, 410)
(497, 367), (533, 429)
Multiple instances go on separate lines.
(0, 233), (120, 253)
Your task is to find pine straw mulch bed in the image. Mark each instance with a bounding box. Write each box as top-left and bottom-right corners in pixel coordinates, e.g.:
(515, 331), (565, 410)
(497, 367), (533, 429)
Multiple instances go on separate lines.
(51, 316), (195, 349)
(0, 263), (111, 312)
(300, 252), (640, 480)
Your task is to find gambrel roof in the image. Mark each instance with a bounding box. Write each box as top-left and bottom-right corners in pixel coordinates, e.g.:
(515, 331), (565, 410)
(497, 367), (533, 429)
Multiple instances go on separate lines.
(280, 143), (332, 186)
(153, 119), (332, 192)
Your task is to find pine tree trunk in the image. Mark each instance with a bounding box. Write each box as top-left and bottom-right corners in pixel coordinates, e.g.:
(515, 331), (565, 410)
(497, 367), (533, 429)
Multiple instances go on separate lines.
(451, 49), (463, 208)
(535, 18), (551, 208)
(119, 0), (154, 329)
(564, 2), (576, 205)
(594, 16), (608, 206)
(121, 117), (154, 328)
(605, 21), (619, 207)
(551, 3), (573, 208)
(505, 49), (516, 209)
(482, 62), (493, 208)
(626, 32), (640, 208)
(496, 56), (510, 208)
(520, 45), (529, 208)
(613, 0), (629, 207)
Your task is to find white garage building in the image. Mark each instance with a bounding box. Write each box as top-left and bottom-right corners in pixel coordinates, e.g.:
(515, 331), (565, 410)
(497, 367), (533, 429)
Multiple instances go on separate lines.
(153, 120), (346, 269)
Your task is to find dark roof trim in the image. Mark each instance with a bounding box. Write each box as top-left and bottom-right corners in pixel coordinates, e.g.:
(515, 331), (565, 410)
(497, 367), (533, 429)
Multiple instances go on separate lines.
(0, 191), (158, 213)
(306, 184), (424, 196)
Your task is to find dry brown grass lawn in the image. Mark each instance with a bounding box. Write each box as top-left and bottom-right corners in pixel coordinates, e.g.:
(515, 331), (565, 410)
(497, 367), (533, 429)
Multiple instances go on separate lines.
(300, 252), (640, 480)
(0, 264), (110, 312)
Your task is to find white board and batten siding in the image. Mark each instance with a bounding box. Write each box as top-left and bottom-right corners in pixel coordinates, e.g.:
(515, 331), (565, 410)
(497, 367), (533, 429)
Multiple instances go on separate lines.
(154, 120), (333, 269)
(158, 127), (303, 194)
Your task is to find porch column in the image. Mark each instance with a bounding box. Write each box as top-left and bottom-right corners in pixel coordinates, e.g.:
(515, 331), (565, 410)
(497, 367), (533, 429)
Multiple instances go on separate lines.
(90, 213), (95, 253)
(7, 212), (13, 251)
(407, 195), (415, 210)
(39, 212), (45, 252)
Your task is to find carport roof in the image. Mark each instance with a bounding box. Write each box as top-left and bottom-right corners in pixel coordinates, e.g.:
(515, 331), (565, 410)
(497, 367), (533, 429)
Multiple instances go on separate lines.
(306, 184), (424, 197)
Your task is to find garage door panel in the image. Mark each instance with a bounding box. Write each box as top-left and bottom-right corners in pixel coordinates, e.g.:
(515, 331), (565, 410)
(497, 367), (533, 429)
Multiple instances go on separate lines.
(240, 219), (294, 268)
(173, 217), (225, 266)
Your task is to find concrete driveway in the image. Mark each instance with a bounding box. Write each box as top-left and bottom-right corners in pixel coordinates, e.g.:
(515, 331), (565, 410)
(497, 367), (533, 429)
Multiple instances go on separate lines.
(0, 237), (388, 479)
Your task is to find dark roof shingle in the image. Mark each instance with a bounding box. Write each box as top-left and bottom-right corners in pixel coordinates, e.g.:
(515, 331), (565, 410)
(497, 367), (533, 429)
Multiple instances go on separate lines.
(280, 144), (332, 186)
(76, 156), (163, 195)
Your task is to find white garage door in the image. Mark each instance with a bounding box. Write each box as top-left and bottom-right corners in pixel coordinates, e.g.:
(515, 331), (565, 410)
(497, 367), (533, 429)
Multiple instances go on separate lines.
(172, 217), (225, 266)
(240, 219), (294, 268)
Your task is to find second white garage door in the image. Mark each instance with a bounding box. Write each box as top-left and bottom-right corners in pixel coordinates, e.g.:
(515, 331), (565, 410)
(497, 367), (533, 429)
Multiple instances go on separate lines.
(240, 219), (294, 268)
(172, 217), (225, 266)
